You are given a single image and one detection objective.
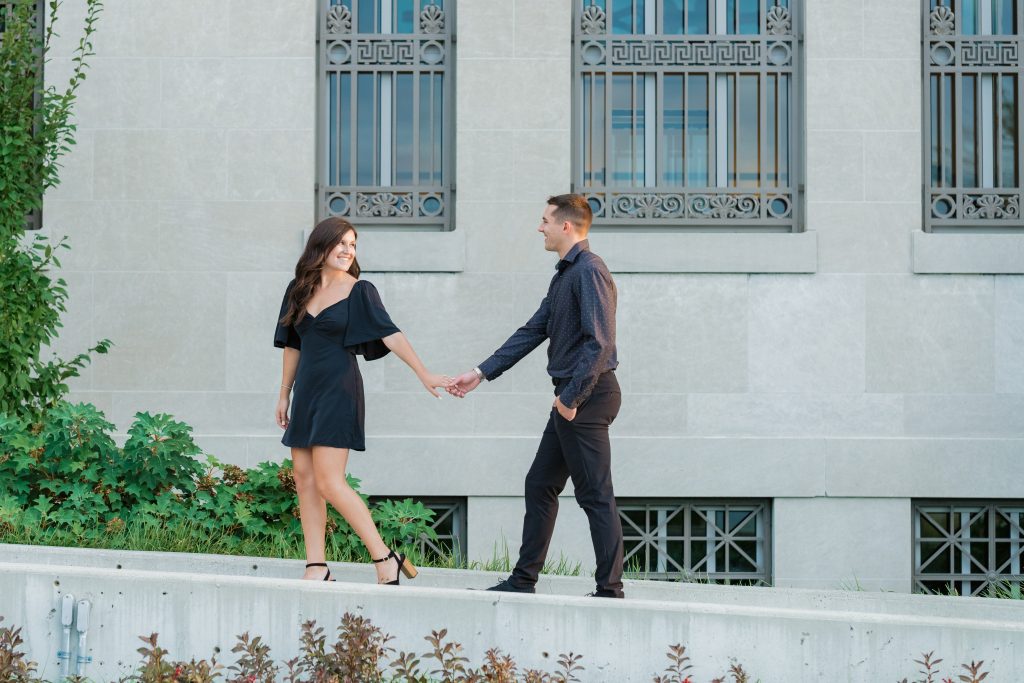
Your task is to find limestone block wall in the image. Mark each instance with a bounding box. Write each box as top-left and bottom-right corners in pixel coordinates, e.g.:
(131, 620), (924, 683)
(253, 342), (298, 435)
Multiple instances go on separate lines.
(41, 0), (1024, 591)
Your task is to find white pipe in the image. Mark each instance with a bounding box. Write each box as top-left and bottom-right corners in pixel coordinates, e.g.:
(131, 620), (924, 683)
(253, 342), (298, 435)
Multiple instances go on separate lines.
(74, 599), (92, 678)
(57, 594), (74, 679)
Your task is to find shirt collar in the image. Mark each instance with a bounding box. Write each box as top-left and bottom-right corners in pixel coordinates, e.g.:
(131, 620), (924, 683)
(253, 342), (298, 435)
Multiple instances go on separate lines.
(556, 240), (589, 272)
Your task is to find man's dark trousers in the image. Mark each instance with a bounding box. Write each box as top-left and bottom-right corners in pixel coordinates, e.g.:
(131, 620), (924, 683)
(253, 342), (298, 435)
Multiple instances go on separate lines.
(510, 371), (624, 597)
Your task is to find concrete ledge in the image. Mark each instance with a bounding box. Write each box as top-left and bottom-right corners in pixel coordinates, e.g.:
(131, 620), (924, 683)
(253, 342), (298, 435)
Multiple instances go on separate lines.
(2, 547), (1023, 682)
(357, 229), (466, 272)
(913, 231), (1024, 273)
(591, 230), (817, 273)
(353, 436), (1024, 499)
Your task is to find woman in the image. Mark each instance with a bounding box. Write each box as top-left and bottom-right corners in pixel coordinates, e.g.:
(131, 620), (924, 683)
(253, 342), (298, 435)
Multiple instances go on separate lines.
(274, 217), (448, 585)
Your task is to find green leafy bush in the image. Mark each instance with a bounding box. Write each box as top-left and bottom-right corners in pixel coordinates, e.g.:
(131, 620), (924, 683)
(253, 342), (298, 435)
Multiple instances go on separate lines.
(0, 0), (110, 422)
(0, 401), (437, 561)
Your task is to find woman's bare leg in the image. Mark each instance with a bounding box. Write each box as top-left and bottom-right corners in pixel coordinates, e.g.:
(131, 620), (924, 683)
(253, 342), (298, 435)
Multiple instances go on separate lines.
(311, 445), (397, 583)
(291, 447), (330, 580)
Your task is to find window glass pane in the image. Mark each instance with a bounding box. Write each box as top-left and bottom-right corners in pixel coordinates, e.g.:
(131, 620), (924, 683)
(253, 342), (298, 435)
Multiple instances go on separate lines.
(433, 73), (444, 183)
(1000, 0), (1015, 35)
(687, 0), (708, 34)
(738, 0), (759, 34)
(664, 0), (684, 34)
(394, 73), (413, 184)
(418, 73), (432, 183)
(931, 75), (941, 186)
(943, 74), (956, 187)
(356, 73), (376, 184)
(395, 0), (414, 32)
(1001, 74), (1018, 187)
(663, 75), (685, 185)
(686, 74), (709, 185)
(329, 73), (339, 184)
(736, 74), (760, 187)
(779, 74), (790, 186)
(963, 0), (978, 35)
(611, 0), (634, 34)
(583, 75), (592, 182)
(963, 75), (978, 186)
(357, 0), (378, 32)
(596, 75), (607, 185)
(330, 73), (354, 186)
(635, 74), (647, 182)
(582, 75), (608, 186)
(610, 74), (640, 185)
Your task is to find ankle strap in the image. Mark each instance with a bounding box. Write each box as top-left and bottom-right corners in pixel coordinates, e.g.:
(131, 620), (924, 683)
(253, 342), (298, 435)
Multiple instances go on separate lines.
(305, 562), (328, 568)
(372, 550), (396, 563)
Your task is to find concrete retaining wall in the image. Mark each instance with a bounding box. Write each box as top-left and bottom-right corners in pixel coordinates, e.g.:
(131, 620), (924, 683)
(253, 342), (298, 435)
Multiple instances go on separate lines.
(1, 546), (1022, 682)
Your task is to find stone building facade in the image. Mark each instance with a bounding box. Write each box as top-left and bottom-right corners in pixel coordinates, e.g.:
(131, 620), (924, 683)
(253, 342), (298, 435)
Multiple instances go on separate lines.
(42, 0), (1024, 592)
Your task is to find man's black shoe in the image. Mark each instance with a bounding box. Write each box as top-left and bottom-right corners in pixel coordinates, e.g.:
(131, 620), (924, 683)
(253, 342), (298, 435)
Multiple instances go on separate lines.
(485, 578), (536, 594)
(585, 590), (625, 599)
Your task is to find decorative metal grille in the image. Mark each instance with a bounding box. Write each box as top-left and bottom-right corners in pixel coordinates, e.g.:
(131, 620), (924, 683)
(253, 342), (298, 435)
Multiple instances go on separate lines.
(317, 0), (453, 229)
(914, 501), (1024, 597)
(924, 1), (1024, 230)
(618, 499), (771, 584)
(1, 0), (44, 231)
(370, 496), (466, 563)
(573, 1), (801, 230)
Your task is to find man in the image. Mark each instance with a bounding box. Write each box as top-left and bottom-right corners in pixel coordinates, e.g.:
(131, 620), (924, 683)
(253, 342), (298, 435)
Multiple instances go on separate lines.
(447, 193), (624, 598)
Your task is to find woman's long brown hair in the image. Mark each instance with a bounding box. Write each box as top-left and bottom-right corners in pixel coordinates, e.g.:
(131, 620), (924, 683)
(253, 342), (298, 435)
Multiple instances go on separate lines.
(280, 217), (361, 326)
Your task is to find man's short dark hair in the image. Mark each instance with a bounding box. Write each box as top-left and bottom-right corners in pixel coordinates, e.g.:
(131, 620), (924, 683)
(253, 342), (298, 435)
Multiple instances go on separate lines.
(547, 194), (593, 234)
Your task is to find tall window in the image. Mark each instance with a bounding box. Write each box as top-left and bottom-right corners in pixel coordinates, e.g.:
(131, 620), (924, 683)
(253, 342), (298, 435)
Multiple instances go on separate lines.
(925, 0), (1024, 230)
(914, 501), (1023, 597)
(573, 0), (800, 230)
(618, 499), (771, 585)
(318, 1), (452, 230)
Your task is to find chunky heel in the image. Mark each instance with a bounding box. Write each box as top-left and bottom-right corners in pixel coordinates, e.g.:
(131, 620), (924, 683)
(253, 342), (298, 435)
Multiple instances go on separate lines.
(373, 549), (417, 585)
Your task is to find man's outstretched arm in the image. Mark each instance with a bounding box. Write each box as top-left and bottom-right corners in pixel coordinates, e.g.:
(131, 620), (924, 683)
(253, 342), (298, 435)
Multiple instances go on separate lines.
(447, 296), (550, 398)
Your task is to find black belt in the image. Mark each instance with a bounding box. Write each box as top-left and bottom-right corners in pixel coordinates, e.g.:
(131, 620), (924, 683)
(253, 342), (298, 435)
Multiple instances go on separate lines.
(551, 369), (614, 387)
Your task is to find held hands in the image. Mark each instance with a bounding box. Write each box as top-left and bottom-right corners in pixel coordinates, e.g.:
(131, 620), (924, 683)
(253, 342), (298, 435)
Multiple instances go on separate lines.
(445, 370), (481, 398)
(419, 371), (455, 399)
(553, 396), (577, 422)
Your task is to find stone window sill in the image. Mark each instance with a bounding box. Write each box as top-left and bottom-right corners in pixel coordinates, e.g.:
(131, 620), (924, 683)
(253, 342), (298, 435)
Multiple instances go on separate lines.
(334, 229), (465, 273)
(913, 232), (1024, 274)
(592, 231), (817, 274)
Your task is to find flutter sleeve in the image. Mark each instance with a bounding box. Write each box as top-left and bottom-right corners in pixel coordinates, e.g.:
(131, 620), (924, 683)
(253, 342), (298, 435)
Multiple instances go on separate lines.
(273, 280), (302, 350)
(344, 280), (400, 360)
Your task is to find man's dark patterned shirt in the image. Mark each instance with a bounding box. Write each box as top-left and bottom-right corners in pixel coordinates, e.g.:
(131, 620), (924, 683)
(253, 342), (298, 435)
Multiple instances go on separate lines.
(478, 240), (618, 409)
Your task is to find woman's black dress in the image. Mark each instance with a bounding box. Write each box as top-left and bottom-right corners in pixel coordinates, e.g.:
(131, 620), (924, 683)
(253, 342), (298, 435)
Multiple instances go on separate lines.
(274, 279), (400, 451)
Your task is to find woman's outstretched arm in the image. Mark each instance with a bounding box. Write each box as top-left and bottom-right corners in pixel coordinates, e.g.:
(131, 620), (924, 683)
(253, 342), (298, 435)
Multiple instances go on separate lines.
(382, 331), (448, 398)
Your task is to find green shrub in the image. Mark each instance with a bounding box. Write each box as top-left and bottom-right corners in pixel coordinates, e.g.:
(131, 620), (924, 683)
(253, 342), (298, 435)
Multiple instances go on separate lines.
(0, 401), (437, 561)
(0, 0), (110, 422)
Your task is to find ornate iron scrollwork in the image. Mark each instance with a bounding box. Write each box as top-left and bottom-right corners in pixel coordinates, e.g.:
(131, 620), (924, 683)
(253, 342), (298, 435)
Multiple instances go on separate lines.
(962, 193), (1021, 219)
(356, 192), (415, 218)
(326, 4), (352, 34)
(930, 6), (955, 35)
(420, 3), (445, 34)
(766, 5), (791, 35)
(581, 3), (607, 35)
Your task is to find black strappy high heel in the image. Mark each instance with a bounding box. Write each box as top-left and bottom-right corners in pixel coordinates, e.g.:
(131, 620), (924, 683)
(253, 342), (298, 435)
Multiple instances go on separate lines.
(372, 549), (417, 585)
(305, 562), (334, 582)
